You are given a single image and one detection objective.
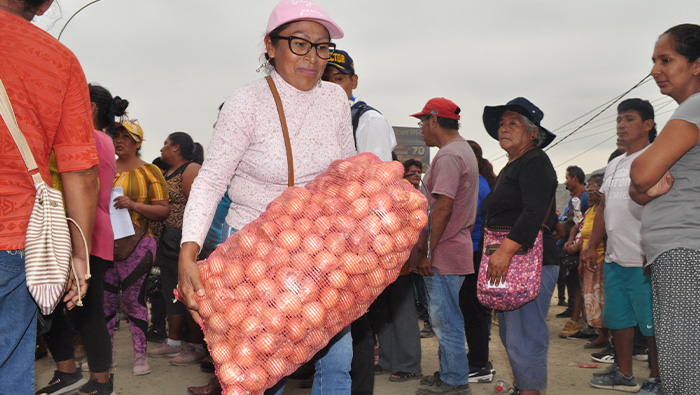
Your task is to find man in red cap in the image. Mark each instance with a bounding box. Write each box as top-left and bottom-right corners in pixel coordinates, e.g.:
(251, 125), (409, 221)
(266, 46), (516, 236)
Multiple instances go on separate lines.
(410, 98), (478, 395)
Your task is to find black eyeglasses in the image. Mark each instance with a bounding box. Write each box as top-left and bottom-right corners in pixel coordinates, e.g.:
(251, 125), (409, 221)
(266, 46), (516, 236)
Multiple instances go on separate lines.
(272, 35), (336, 59)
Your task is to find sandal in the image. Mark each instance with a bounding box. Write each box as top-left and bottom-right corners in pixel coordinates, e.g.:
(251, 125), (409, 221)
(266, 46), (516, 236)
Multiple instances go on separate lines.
(389, 372), (423, 382)
(374, 365), (390, 375)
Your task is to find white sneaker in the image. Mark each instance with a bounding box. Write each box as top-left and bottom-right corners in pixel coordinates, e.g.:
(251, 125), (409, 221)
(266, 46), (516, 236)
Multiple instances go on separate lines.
(133, 353), (151, 376)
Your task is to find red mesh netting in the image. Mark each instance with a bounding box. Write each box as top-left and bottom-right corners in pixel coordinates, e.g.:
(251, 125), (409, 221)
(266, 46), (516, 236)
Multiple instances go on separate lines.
(195, 153), (428, 394)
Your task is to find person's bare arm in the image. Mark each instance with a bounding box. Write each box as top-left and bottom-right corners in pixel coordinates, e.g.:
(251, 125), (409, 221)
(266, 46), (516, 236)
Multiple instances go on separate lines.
(630, 120), (699, 204)
(60, 166), (98, 309)
(416, 194), (453, 276)
(582, 196), (606, 272)
(178, 241), (204, 325)
(113, 198), (170, 221)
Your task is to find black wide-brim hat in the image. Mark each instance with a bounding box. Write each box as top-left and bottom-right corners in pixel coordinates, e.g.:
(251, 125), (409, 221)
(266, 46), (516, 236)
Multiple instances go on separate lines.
(483, 97), (556, 149)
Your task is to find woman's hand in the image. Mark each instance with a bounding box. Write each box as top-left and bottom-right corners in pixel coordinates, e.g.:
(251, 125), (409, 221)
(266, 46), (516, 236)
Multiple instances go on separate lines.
(646, 170), (674, 198)
(486, 248), (512, 287)
(63, 256), (89, 310)
(581, 246), (599, 273)
(113, 195), (135, 210)
(178, 242), (204, 325)
(578, 255), (585, 278)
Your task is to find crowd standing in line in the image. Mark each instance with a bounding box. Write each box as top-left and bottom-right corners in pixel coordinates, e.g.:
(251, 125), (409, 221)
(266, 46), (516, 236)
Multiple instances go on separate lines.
(2, 0), (699, 394)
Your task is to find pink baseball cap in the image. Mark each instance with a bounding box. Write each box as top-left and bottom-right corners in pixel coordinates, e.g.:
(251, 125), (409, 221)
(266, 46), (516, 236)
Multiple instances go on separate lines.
(266, 0), (344, 39)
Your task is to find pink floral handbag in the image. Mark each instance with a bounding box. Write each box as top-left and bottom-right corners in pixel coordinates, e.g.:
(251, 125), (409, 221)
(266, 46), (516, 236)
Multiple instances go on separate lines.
(477, 227), (544, 311)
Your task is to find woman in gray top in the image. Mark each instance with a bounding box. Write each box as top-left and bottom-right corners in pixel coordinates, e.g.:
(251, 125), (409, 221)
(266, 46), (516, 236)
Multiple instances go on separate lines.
(630, 23), (700, 394)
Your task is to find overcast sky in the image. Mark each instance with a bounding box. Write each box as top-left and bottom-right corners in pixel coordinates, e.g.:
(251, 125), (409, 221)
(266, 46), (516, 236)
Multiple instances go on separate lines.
(34, 0), (698, 180)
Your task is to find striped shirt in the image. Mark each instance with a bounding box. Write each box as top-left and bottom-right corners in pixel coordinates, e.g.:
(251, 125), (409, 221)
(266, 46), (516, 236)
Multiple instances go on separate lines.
(114, 163), (168, 238)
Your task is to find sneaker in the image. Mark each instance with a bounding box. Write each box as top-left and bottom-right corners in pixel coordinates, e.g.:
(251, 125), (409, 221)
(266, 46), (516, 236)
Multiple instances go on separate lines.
(559, 319), (583, 338)
(77, 374), (115, 395)
(593, 364), (619, 377)
(415, 376), (471, 395)
(170, 346), (207, 366)
(638, 378), (662, 395)
(555, 308), (573, 318)
(146, 326), (167, 343)
(589, 370), (640, 392)
(567, 330), (597, 340)
(591, 346), (615, 364)
(36, 370), (87, 395)
(133, 353), (151, 376)
(468, 362), (495, 383)
(420, 323), (436, 338)
(147, 342), (183, 358)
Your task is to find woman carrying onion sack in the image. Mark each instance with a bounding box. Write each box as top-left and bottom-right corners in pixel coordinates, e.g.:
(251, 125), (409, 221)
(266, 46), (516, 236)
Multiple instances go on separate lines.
(630, 23), (700, 393)
(148, 132), (205, 365)
(480, 98), (558, 395)
(179, 0), (354, 393)
(108, 120), (170, 376)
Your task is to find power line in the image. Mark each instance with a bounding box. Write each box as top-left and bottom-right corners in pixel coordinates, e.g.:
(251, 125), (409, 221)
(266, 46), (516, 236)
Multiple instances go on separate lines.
(553, 134), (618, 169)
(544, 74), (653, 151)
(58, 0), (105, 41)
(486, 75), (653, 163)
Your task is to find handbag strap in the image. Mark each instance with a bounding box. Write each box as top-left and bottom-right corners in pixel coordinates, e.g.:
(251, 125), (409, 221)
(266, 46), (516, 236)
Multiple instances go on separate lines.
(265, 75), (294, 187)
(0, 78), (43, 185)
(0, 77), (90, 306)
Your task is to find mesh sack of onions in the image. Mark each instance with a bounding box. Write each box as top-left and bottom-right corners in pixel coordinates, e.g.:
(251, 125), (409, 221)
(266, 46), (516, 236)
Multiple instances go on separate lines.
(195, 152), (428, 394)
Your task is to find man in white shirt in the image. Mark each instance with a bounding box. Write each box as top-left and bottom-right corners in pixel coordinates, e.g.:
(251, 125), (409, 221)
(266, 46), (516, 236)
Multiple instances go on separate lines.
(323, 49), (397, 161)
(323, 49), (398, 395)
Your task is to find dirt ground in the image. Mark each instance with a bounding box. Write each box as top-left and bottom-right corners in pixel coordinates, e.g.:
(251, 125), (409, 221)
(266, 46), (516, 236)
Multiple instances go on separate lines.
(35, 296), (652, 395)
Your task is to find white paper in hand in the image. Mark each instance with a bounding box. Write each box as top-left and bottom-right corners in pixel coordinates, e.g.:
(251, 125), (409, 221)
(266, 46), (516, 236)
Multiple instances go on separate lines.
(110, 187), (135, 239)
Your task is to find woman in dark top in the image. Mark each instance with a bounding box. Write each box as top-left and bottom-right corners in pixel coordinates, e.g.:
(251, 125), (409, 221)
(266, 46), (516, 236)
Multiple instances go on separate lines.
(480, 97), (558, 395)
(147, 132), (204, 364)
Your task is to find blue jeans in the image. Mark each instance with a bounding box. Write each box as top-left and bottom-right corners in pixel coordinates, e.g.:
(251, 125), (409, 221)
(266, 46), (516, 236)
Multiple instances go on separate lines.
(0, 250), (37, 395)
(266, 327), (353, 395)
(423, 273), (470, 386)
(497, 265), (559, 391)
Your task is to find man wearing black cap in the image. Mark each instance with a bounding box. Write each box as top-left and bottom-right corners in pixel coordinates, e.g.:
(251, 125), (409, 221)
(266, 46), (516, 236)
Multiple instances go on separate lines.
(409, 98), (478, 395)
(322, 49), (396, 161)
(323, 49), (398, 395)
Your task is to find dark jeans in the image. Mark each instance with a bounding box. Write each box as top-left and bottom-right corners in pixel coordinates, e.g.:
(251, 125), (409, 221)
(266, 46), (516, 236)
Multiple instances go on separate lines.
(350, 313), (375, 395)
(459, 250), (492, 370)
(45, 255), (113, 373)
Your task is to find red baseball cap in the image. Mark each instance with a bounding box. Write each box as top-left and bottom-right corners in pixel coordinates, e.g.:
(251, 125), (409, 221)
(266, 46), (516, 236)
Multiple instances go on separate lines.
(410, 97), (461, 120)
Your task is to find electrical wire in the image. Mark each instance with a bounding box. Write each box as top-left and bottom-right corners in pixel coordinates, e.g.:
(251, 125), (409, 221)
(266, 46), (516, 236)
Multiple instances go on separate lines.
(544, 75), (653, 151)
(57, 0), (104, 41)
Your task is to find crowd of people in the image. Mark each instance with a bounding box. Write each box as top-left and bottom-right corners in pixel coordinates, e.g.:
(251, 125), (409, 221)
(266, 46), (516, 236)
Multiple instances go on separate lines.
(1, 0), (700, 395)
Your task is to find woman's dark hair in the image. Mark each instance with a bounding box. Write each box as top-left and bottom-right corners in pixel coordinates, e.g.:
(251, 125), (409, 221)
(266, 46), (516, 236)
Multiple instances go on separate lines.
(152, 157), (169, 173)
(617, 98), (657, 143)
(168, 132), (204, 165)
(402, 158), (422, 173)
(467, 140), (497, 188)
(265, 22), (294, 68)
(22, 0), (48, 13)
(663, 24), (700, 63)
(588, 174), (604, 186)
(89, 84), (128, 135)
